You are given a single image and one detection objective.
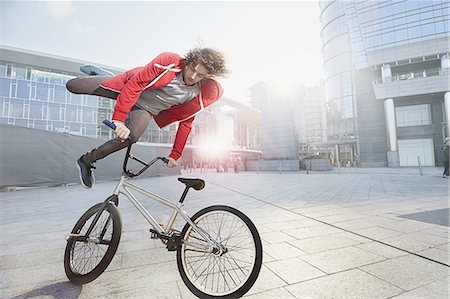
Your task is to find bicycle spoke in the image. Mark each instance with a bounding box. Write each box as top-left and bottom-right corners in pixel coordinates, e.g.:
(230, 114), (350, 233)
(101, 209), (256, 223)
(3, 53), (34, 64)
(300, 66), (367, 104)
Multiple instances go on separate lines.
(69, 209), (113, 275)
(181, 209), (258, 296)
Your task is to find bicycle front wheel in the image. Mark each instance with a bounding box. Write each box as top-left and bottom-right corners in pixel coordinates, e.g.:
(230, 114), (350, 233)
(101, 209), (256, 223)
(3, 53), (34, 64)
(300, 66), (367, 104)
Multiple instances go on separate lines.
(177, 205), (263, 298)
(64, 202), (122, 285)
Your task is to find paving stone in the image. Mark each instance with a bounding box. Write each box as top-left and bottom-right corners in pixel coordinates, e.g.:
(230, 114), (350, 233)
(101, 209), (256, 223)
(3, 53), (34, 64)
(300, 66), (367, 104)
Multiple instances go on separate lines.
(265, 257), (326, 284)
(330, 217), (379, 230)
(317, 212), (368, 223)
(3, 281), (81, 299)
(360, 254), (450, 291)
(421, 226), (450, 238)
(334, 231), (373, 244)
(355, 241), (409, 259)
(117, 247), (176, 269)
(300, 246), (386, 274)
(383, 219), (440, 233)
(380, 233), (440, 253)
(416, 247), (450, 265)
(100, 281), (182, 299)
(436, 243), (449, 251)
(287, 235), (360, 253)
(271, 218), (319, 229)
(263, 242), (307, 260)
(0, 249), (63, 270)
(260, 231), (298, 244)
(1, 262), (63, 289)
(391, 278), (450, 299)
(354, 226), (404, 240)
(80, 261), (181, 297)
(285, 268), (403, 299)
(244, 286), (295, 298)
(284, 224), (344, 240)
(245, 265), (287, 296)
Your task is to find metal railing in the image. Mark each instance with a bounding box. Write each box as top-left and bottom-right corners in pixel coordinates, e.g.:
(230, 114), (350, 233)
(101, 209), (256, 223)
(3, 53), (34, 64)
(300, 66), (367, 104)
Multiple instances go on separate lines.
(373, 68), (448, 84)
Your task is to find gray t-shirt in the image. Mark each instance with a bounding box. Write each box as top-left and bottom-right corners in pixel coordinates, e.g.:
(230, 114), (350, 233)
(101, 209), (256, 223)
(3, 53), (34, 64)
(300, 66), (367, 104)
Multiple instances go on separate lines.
(135, 72), (200, 115)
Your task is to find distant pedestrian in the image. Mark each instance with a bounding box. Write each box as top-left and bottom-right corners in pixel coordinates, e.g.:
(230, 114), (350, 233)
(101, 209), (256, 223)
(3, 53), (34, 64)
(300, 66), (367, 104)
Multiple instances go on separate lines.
(442, 137), (450, 178)
(243, 156), (248, 171)
(233, 158), (239, 173)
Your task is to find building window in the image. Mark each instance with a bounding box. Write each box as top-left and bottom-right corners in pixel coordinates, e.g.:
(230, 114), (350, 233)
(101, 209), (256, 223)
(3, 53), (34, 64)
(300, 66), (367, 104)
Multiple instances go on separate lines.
(396, 104), (431, 127)
(6, 64), (13, 77)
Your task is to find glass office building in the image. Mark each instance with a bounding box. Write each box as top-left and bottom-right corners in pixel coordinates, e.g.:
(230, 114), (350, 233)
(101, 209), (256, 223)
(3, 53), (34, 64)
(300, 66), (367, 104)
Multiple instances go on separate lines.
(320, 0), (450, 167)
(0, 46), (119, 140)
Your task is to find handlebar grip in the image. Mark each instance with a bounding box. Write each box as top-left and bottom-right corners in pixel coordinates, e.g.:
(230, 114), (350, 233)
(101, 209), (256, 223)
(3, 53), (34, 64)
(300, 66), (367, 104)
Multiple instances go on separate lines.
(159, 157), (170, 164)
(103, 119), (116, 130)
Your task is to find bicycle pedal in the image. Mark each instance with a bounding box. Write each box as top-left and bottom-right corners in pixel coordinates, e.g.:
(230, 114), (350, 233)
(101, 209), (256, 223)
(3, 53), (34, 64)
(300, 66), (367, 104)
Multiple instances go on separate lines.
(149, 229), (159, 239)
(166, 234), (181, 251)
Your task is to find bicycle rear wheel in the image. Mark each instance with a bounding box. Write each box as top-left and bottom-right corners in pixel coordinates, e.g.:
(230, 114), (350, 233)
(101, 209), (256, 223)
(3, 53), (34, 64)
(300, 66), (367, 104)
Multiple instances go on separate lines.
(64, 202), (122, 285)
(177, 205), (263, 298)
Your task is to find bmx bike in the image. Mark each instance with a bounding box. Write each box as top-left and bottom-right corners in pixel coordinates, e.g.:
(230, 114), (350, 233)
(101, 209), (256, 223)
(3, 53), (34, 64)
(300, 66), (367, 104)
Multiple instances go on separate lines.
(64, 120), (263, 298)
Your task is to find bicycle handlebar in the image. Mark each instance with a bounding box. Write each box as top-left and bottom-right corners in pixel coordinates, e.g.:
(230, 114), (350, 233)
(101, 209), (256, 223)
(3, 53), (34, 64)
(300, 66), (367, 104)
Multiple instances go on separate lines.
(102, 119), (169, 177)
(103, 119), (116, 130)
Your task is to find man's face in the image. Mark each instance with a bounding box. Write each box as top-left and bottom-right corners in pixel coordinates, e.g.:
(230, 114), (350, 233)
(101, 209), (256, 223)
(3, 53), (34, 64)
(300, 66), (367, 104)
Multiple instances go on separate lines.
(183, 62), (209, 86)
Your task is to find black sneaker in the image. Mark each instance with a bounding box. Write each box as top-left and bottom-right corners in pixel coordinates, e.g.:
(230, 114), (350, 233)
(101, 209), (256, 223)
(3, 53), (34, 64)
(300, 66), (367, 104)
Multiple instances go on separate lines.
(80, 65), (114, 76)
(76, 157), (96, 189)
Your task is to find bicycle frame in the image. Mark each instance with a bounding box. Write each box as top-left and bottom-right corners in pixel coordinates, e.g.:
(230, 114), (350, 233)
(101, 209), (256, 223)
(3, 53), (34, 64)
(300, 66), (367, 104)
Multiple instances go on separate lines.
(72, 120), (218, 252)
(113, 175), (216, 252)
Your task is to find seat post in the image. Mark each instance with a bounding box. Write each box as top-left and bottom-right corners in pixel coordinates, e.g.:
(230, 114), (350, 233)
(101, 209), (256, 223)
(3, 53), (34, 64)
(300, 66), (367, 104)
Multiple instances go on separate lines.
(179, 186), (190, 203)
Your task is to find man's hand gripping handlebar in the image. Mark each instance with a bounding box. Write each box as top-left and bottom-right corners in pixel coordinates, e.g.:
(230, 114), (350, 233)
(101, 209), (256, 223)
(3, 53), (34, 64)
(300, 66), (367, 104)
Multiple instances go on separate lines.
(102, 120), (175, 169)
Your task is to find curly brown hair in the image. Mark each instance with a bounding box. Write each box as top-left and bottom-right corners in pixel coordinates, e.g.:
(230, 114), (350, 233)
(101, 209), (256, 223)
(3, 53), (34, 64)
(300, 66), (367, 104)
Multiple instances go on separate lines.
(184, 47), (229, 78)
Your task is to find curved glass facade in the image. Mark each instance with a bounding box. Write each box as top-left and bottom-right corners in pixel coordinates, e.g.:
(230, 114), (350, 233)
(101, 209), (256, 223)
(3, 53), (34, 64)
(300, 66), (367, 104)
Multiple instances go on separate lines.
(356, 1), (449, 51)
(320, 0), (450, 166)
(321, 0), (355, 143)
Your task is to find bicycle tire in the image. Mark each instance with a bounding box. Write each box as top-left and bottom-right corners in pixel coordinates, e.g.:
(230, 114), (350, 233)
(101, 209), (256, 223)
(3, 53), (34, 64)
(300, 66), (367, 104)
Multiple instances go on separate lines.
(177, 205), (263, 298)
(64, 202), (122, 285)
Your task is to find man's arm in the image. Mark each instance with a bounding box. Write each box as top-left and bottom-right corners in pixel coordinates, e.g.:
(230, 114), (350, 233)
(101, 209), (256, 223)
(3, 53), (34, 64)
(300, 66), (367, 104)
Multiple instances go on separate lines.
(168, 117), (195, 165)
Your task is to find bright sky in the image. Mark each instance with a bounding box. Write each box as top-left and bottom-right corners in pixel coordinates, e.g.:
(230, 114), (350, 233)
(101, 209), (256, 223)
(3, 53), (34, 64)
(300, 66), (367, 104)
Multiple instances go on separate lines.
(2, 0), (323, 103)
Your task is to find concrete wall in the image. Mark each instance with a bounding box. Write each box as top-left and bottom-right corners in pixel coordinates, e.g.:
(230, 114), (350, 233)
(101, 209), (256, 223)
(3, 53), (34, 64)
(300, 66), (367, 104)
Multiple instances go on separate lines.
(367, 37), (450, 66)
(373, 74), (450, 99)
(0, 124), (179, 189)
(355, 69), (389, 167)
(260, 103), (298, 159)
(247, 160), (300, 171)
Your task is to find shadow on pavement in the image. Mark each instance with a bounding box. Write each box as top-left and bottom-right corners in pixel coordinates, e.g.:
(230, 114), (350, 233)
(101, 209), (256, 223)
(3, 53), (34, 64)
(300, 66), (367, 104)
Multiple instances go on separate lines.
(11, 281), (81, 299)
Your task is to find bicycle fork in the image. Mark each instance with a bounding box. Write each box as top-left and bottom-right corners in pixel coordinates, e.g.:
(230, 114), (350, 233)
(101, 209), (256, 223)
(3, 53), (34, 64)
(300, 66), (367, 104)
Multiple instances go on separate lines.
(66, 194), (117, 243)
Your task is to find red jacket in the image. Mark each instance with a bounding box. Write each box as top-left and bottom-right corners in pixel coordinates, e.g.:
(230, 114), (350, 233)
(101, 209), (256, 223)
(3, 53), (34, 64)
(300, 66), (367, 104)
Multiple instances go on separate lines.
(100, 52), (224, 160)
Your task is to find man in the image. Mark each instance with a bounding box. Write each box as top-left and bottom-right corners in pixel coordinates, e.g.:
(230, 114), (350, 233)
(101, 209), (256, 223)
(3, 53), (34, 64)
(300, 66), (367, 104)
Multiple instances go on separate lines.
(442, 137), (450, 178)
(66, 48), (228, 188)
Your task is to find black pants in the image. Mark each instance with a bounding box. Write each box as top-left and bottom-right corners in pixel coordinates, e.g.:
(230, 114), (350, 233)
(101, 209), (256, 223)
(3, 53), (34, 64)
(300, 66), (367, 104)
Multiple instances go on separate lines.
(444, 161), (449, 176)
(66, 76), (152, 163)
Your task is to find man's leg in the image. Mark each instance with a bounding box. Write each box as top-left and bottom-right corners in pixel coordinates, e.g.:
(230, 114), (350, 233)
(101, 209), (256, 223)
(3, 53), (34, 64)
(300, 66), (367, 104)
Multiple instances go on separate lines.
(77, 107), (152, 188)
(66, 76), (119, 99)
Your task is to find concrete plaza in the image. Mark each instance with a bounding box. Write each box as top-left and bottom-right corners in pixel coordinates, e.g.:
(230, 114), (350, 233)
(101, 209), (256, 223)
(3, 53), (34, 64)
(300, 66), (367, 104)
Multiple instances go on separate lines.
(1, 167), (449, 298)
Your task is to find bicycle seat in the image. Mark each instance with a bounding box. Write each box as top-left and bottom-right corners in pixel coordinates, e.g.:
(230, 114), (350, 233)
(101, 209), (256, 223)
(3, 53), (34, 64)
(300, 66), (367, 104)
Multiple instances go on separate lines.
(178, 178), (205, 191)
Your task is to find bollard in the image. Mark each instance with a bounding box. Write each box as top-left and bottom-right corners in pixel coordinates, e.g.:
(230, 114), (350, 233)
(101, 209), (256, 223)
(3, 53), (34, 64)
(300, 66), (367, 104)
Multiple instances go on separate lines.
(306, 161), (309, 175)
(417, 156), (423, 176)
(279, 161), (282, 174)
(256, 161), (259, 174)
(337, 161), (341, 175)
